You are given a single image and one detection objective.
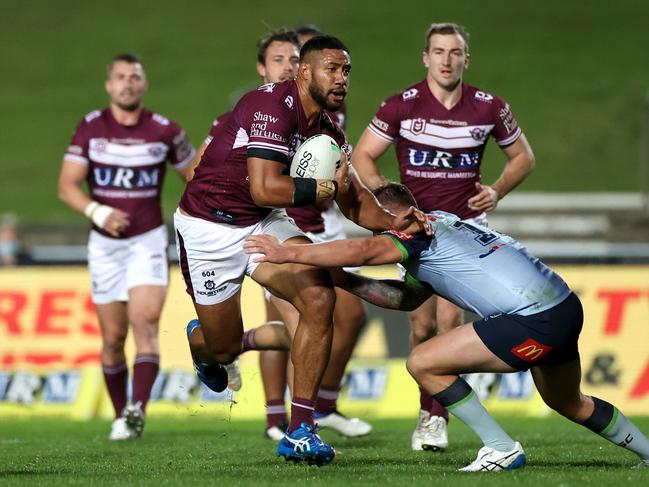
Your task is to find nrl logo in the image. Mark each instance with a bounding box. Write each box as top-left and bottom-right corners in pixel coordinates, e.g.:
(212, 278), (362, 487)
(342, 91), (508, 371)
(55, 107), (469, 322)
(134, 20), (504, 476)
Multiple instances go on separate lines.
(411, 118), (426, 135)
(469, 127), (488, 142)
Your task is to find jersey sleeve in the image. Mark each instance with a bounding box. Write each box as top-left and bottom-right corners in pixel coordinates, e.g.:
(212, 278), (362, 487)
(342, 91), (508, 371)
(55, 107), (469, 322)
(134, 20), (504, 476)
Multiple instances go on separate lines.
(244, 85), (294, 165)
(367, 94), (402, 143)
(380, 231), (432, 262)
(491, 96), (522, 147)
(167, 121), (196, 171)
(204, 112), (231, 146)
(64, 116), (92, 165)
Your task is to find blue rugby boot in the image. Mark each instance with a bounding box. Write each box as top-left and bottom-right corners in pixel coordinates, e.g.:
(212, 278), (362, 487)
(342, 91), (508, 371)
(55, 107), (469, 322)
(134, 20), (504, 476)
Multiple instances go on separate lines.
(186, 319), (228, 393)
(277, 422), (335, 466)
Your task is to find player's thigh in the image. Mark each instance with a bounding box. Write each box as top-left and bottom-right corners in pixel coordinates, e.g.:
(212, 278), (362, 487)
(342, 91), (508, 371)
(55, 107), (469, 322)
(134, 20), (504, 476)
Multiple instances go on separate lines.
(334, 288), (367, 332)
(407, 322), (516, 377)
(264, 289), (283, 322)
(126, 225), (169, 290)
(127, 285), (166, 324)
(269, 295), (299, 338)
(531, 359), (584, 410)
(88, 230), (129, 304)
(248, 211), (334, 316)
(408, 294), (437, 344)
(253, 260), (334, 319)
(174, 210), (249, 305)
(127, 285), (166, 347)
(95, 301), (129, 345)
(435, 296), (463, 333)
(194, 290), (245, 355)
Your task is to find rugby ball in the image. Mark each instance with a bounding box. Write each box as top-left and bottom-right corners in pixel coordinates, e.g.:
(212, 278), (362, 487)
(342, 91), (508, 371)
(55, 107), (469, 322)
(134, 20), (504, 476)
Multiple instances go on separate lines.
(290, 134), (341, 180)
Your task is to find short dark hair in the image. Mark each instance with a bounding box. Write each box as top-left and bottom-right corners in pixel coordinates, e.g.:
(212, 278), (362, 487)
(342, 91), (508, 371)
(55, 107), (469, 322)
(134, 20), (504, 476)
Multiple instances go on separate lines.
(257, 29), (300, 65)
(107, 53), (143, 77)
(299, 35), (349, 61)
(295, 24), (322, 37)
(373, 183), (419, 208)
(424, 22), (470, 52)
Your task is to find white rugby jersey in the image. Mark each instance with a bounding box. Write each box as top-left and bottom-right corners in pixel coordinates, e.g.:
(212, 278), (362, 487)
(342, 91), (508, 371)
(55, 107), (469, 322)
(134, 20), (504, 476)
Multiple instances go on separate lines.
(383, 211), (571, 317)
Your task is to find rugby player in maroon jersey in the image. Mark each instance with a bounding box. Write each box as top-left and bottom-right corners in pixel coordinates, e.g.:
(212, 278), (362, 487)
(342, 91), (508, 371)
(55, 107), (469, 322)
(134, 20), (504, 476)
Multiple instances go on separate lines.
(258, 26), (371, 440)
(352, 22), (536, 452)
(187, 29), (371, 440)
(175, 35), (428, 464)
(58, 54), (196, 440)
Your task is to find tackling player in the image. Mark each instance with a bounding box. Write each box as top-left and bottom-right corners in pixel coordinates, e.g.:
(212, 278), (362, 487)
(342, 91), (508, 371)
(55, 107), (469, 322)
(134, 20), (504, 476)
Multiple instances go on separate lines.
(175, 36), (427, 465)
(58, 54), (196, 440)
(244, 182), (649, 472)
(351, 22), (535, 451)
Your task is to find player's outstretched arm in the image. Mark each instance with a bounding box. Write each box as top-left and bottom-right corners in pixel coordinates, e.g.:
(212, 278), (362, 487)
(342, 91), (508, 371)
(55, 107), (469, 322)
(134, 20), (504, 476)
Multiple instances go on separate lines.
(329, 268), (433, 311)
(335, 164), (430, 235)
(244, 234), (403, 268)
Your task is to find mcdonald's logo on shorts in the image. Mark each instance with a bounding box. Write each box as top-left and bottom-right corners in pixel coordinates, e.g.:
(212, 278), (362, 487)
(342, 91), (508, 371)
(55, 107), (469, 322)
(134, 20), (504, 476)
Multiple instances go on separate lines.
(511, 339), (553, 363)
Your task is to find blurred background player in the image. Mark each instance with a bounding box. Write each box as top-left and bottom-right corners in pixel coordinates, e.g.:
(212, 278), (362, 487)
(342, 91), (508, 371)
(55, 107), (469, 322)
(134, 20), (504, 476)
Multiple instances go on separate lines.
(188, 28), (370, 440)
(57, 54), (196, 440)
(352, 22), (535, 451)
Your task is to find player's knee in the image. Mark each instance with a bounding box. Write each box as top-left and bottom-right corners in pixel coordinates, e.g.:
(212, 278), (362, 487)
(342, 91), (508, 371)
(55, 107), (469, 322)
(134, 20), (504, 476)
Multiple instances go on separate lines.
(406, 349), (429, 381)
(347, 305), (367, 330)
(300, 286), (335, 325)
(542, 394), (584, 420)
(335, 304), (367, 333)
(436, 309), (462, 334)
(102, 332), (127, 355)
(129, 309), (162, 330)
(204, 340), (240, 365)
(410, 320), (436, 345)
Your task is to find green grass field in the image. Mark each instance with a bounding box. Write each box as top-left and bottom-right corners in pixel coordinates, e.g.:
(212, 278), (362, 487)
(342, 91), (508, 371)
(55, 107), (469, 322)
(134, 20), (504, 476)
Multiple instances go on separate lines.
(1, 416), (647, 485)
(2, 0), (649, 224)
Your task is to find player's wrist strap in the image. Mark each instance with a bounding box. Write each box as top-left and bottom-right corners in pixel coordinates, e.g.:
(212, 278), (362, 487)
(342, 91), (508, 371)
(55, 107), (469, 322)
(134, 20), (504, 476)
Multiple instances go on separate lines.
(292, 178), (317, 207)
(84, 201), (113, 228)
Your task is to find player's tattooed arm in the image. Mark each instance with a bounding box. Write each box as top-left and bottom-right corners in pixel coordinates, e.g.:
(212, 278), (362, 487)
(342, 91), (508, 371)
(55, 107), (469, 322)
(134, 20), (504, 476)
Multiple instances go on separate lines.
(315, 179), (338, 202)
(331, 270), (432, 311)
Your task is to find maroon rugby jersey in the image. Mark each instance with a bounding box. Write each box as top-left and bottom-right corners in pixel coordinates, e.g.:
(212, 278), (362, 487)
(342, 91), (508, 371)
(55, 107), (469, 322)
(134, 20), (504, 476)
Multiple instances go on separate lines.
(65, 108), (195, 238)
(368, 81), (521, 219)
(181, 80), (348, 227)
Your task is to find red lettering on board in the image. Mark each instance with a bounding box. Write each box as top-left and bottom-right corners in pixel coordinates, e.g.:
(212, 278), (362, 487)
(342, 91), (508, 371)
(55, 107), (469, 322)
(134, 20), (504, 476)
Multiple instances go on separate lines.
(0, 292), (27, 335)
(35, 291), (75, 335)
(597, 290), (642, 335)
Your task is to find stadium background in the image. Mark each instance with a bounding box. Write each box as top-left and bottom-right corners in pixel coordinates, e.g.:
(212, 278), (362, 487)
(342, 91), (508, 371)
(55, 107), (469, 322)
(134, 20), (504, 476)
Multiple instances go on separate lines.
(1, 0), (648, 429)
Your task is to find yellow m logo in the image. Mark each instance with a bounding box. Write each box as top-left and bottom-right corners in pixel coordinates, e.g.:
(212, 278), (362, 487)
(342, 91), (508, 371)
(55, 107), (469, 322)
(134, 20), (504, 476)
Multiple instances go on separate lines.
(515, 344), (544, 361)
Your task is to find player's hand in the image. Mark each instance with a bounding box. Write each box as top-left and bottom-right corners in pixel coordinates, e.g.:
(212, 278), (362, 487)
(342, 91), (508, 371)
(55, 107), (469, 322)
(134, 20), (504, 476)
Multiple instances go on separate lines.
(467, 182), (499, 212)
(333, 152), (352, 196)
(244, 234), (291, 263)
(392, 206), (433, 236)
(103, 209), (130, 237)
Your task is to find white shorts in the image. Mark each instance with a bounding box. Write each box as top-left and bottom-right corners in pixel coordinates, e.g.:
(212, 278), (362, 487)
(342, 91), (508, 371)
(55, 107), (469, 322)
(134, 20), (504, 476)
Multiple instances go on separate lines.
(88, 225), (169, 304)
(174, 208), (305, 305)
(263, 205), (356, 302)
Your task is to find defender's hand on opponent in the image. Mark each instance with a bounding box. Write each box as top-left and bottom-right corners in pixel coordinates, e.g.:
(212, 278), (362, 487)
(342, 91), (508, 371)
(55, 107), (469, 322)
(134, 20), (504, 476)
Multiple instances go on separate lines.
(393, 206), (432, 236)
(244, 235), (288, 264)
